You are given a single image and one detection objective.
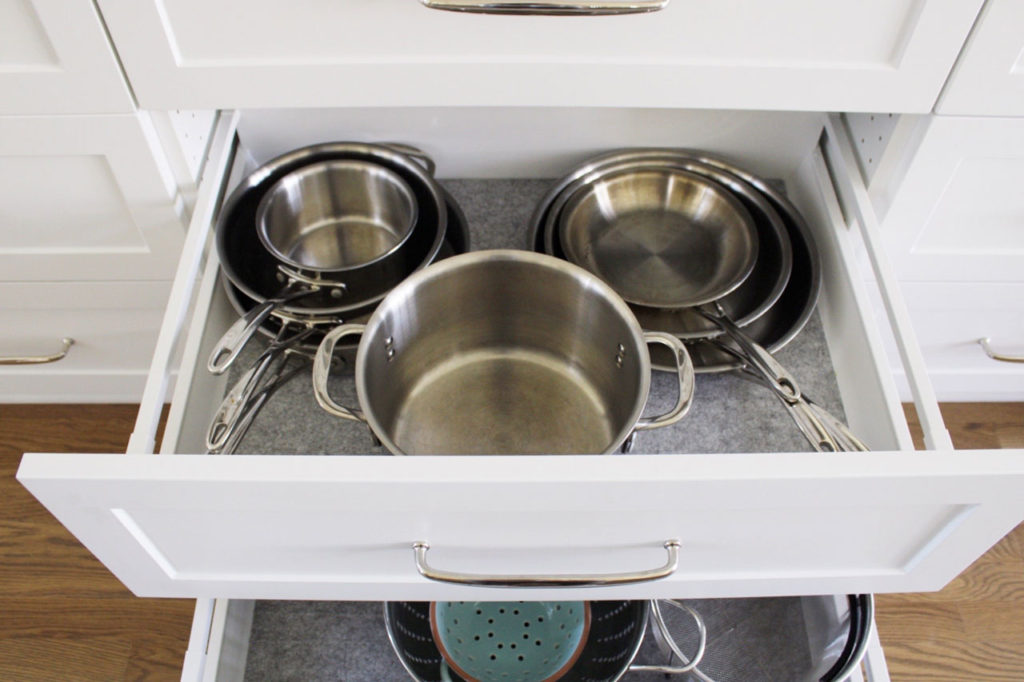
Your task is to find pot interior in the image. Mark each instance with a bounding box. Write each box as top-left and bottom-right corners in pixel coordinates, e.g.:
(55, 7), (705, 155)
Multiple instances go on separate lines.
(359, 253), (648, 454)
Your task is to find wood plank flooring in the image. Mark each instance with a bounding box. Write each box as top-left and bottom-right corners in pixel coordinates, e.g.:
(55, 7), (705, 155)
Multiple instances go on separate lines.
(0, 405), (194, 682)
(1, 402), (1022, 681)
(876, 403), (1024, 682)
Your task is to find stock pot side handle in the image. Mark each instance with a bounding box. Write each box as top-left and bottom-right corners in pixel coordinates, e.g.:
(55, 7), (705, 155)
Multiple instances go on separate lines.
(634, 331), (695, 431)
(312, 324), (367, 423)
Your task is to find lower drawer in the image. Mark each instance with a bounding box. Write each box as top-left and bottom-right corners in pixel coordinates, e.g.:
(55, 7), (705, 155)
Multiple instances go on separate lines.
(0, 280), (172, 401)
(875, 281), (1024, 401)
(193, 595), (883, 682)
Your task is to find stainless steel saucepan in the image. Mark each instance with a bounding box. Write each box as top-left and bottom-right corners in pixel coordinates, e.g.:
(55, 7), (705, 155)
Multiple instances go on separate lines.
(312, 250), (695, 455)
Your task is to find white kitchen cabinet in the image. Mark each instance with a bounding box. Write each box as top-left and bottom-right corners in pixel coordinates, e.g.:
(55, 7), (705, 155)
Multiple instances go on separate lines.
(0, 113), (187, 282)
(873, 282), (1024, 402)
(0, 112), (198, 401)
(0, 281), (172, 401)
(938, 0), (1024, 116)
(0, 0), (134, 115)
(94, 0), (981, 113)
(851, 113), (1024, 401)
(18, 110), (1024, 604)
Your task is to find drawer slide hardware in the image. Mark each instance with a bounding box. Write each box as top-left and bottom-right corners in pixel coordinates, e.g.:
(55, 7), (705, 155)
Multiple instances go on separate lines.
(413, 540), (680, 587)
(978, 337), (1024, 364)
(0, 337), (74, 365)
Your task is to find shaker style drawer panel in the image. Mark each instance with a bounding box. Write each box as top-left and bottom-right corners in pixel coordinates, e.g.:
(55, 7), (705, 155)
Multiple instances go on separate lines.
(886, 281), (1024, 401)
(876, 115), (1024, 283)
(18, 111), (1024, 603)
(0, 0), (133, 114)
(95, 0), (980, 112)
(0, 114), (186, 282)
(0, 281), (171, 402)
(938, 0), (1024, 116)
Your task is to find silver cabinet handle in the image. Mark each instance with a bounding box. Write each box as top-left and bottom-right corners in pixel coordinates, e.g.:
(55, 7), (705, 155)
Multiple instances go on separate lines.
(413, 540), (680, 587)
(978, 337), (1024, 364)
(0, 337), (74, 365)
(421, 0), (668, 15)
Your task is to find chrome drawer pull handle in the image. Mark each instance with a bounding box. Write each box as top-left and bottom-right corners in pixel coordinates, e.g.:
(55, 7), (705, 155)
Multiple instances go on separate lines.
(413, 540), (680, 587)
(0, 337), (74, 365)
(420, 0), (668, 15)
(978, 337), (1024, 364)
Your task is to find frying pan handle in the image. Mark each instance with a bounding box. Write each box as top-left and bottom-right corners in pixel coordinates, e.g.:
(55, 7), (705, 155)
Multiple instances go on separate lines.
(312, 323), (366, 422)
(208, 301), (277, 375)
(634, 331), (695, 431)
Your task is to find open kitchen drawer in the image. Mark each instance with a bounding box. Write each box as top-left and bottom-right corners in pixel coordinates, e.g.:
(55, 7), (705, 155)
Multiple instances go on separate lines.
(16, 111), (1024, 677)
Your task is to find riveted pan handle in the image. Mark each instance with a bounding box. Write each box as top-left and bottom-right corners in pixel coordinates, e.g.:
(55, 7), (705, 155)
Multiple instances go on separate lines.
(413, 540), (680, 587)
(421, 0), (669, 15)
(312, 323), (366, 422)
(634, 331), (694, 431)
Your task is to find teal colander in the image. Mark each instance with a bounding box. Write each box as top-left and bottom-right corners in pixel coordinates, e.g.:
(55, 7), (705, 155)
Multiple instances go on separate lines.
(429, 601), (591, 682)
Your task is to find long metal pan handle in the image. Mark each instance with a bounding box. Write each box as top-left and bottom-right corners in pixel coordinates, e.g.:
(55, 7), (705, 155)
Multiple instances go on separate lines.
(413, 540), (680, 587)
(421, 0), (669, 15)
(699, 303), (803, 403)
(634, 331), (695, 431)
(312, 323), (366, 422)
(207, 302), (278, 375)
(978, 337), (1024, 363)
(0, 337), (74, 365)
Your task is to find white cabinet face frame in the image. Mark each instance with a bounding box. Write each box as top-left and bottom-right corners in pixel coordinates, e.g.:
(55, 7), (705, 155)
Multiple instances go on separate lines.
(0, 0), (134, 114)
(877, 115), (1024, 283)
(96, 0), (981, 112)
(18, 111), (1024, 603)
(938, 0), (1024, 116)
(0, 114), (186, 282)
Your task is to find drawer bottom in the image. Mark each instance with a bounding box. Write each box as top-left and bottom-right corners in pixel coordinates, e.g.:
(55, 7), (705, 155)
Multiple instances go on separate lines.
(226, 596), (868, 682)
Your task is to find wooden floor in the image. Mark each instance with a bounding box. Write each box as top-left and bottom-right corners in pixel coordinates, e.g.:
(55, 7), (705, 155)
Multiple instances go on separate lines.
(1, 403), (1022, 681)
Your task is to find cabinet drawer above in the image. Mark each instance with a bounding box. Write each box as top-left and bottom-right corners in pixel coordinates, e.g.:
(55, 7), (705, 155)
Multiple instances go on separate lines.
(0, 0), (133, 114)
(96, 0), (980, 112)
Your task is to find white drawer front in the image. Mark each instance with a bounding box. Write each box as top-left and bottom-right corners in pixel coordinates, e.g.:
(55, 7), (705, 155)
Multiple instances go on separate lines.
(96, 0), (979, 112)
(16, 111), (1024, 602)
(0, 0), (133, 114)
(0, 281), (171, 402)
(0, 114), (187, 282)
(938, 0), (1024, 116)
(881, 281), (1024, 401)
(877, 115), (1024, 283)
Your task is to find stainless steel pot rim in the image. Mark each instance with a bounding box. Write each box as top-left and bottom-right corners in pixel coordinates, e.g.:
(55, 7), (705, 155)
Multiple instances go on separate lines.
(350, 249), (652, 456)
(222, 184), (472, 357)
(542, 154), (792, 332)
(255, 158), (420, 274)
(554, 164), (760, 309)
(216, 141), (447, 317)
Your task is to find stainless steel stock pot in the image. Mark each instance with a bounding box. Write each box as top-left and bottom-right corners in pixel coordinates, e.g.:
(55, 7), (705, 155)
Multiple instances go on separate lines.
(312, 250), (695, 454)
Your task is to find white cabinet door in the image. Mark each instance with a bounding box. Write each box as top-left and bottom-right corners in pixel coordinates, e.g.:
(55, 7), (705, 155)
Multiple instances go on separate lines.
(0, 0), (133, 114)
(95, 0), (981, 112)
(0, 114), (186, 282)
(18, 112), (1024, 603)
(876, 115), (1024, 283)
(938, 0), (1024, 116)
